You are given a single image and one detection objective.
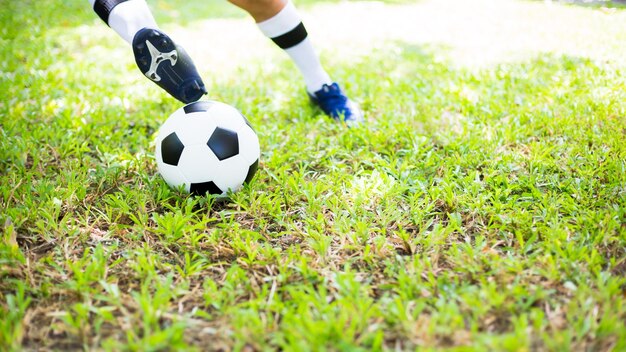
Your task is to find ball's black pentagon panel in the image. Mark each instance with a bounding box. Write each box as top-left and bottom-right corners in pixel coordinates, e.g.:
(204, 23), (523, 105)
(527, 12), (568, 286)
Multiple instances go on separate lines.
(161, 132), (185, 166)
(207, 127), (239, 161)
(190, 181), (223, 196)
(244, 159), (259, 185)
(184, 101), (213, 114)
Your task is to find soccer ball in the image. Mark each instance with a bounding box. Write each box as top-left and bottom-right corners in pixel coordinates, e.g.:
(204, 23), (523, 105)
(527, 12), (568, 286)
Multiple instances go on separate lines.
(155, 100), (260, 196)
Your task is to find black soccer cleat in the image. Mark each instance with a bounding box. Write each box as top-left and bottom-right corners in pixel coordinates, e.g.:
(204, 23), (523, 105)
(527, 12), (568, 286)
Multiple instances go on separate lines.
(132, 28), (207, 104)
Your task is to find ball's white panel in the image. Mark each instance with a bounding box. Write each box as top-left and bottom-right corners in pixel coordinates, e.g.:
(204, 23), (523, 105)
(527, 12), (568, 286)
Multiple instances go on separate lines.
(207, 101), (242, 116)
(237, 125), (261, 164)
(177, 144), (220, 183)
(210, 155), (250, 193)
(208, 103), (247, 132)
(156, 107), (187, 143)
(156, 163), (189, 191)
(171, 104), (189, 119)
(173, 115), (217, 146)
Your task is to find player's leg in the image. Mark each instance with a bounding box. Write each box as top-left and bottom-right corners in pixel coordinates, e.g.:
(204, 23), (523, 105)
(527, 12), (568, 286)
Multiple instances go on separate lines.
(88, 0), (206, 103)
(228, 0), (363, 125)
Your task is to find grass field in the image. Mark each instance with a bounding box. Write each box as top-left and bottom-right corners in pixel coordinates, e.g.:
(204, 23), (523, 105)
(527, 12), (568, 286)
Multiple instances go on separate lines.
(2, 0), (626, 350)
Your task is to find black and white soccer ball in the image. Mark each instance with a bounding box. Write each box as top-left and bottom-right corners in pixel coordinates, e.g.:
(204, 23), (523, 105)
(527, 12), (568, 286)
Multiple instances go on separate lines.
(155, 100), (260, 196)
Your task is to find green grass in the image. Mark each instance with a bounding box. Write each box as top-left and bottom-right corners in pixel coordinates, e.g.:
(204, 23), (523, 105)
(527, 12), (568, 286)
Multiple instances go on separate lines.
(1, 0), (626, 351)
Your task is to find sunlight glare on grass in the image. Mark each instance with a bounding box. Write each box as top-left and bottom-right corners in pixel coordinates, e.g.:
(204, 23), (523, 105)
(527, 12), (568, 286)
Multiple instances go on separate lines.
(61, 0), (626, 92)
(306, 0), (626, 67)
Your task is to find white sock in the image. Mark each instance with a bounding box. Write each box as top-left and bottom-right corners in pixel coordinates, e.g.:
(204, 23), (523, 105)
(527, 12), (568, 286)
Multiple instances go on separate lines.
(89, 0), (159, 45)
(257, 1), (332, 94)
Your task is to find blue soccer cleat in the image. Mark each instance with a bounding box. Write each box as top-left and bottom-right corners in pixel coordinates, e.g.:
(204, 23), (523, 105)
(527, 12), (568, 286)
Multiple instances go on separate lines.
(309, 82), (364, 126)
(132, 28), (206, 104)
